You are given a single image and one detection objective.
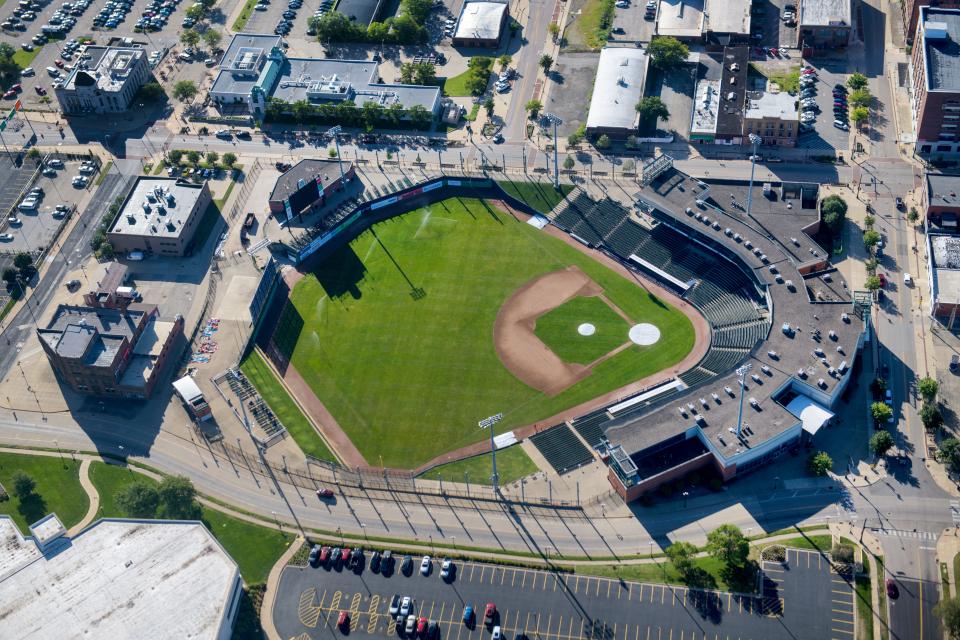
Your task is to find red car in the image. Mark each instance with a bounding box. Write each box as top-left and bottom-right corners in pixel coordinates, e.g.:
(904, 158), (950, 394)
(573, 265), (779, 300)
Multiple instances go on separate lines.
(417, 617), (428, 636)
(877, 272), (887, 287)
(337, 611), (349, 630)
(319, 546), (330, 564)
(316, 488), (334, 499)
(886, 578), (899, 599)
(10, 83), (21, 92)
(801, 68), (816, 75)
(54, 59), (64, 68)
(484, 603), (496, 624)
(34, 86), (46, 95)
(340, 547), (350, 563)
(2, 90), (15, 99)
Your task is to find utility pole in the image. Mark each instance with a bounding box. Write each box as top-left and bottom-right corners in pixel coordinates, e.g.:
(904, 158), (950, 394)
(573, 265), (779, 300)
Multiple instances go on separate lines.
(543, 112), (562, 189)
(478, 413), (503, 496)
(745, 133), (762, 219)
(735, 363), (753, 437)
(326, 125), (347, 186)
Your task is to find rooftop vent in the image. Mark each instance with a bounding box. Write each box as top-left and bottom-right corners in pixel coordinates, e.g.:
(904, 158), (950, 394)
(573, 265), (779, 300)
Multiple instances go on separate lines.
(761, 365), (771, 375)
(925, 20), (950, 39)
(751, 373), (761, 383)
(712, 392), (721, 402)
(749, 397), (759, 408)
(817, 378), (827, 389)
(841, 313), (850, 323)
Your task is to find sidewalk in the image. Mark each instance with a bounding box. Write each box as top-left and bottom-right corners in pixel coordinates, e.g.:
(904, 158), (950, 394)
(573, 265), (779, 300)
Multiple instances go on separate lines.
(262, 535), (305, 640)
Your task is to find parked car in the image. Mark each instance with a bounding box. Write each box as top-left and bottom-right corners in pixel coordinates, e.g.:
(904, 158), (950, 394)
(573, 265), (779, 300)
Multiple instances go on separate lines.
(440, 558), (453, 580)
(401, 554), (413, 575)
(885, 578), (899, 599)
(389, 595), (401, 617)
(370, 550), (381, 573)
(399, 596), (413, 618)
(337, 611), (350, 631)
(308, 544), (321, 567)
(492, 626), (502, 640)
(320, 546), (331, 565)
(316, 487), (334, 499)
(405, 615), (417, 636)
(904, 272), (913, 286)
(484, 603), (496, 625)
(0, 233), (13, 241)
(420, 555), (431, 576)
(462, 605), (474, 624)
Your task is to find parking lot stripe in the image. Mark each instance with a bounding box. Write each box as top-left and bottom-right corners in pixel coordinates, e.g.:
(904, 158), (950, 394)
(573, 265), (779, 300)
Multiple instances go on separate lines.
(567, 615), (574, 639)
(607, 581), (612, 598)
(832, 618), (854, 625)
(579, 618), (585, 639)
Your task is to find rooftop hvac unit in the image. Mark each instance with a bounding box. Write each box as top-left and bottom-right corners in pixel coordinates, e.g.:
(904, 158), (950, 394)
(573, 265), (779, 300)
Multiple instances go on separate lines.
(745, 240), (753, 249)
(761, 365), (771, 374)
(838, 360), (848, 373)
(817, 378), (827, 388)
(700, 397), (708, 407)
(841, 313), (850, 322)
(751, 374), (761, 383)
(828, 330), (837, 340)
(678, 406), (687, 417)
(711, 392), (720, 402)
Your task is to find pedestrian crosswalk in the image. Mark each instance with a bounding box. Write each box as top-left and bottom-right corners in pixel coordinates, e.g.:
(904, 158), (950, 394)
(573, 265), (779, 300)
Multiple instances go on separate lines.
(870, 527), (938, 541)
(950, 501), (960, 526)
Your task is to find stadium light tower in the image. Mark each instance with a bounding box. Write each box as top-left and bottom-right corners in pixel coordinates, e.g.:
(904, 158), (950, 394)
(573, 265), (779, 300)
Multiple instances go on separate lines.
(543, 112), (562, 190)
(734, 363), (753, 437)
(478, 413), (503, 495)
(744, 133), (762, 219)
(326, 125), (347, 186)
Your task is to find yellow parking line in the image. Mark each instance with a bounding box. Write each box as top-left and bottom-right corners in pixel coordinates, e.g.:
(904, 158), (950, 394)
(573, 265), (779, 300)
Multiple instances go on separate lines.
(832, 618), (854, 625)
(567, 616), (573, 639)
(554, 574), (559, 592)
(726, 594), (731, 612)
(525, 612), (531, 634)
(579, 618), (584, 639)
(832, 628), (855, 636)
(661, 587), (666, 605)
(491, 568), (498, 585)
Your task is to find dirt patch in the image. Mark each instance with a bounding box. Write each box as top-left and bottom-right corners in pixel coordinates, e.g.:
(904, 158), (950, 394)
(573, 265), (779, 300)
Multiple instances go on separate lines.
(493, 266), (606, 396)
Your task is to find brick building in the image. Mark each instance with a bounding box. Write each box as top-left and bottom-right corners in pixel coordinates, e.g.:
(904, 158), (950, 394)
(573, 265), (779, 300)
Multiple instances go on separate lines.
(911, 7), (960, 156)
(742, 92), (799, 147)
(107, 178), (212, 257)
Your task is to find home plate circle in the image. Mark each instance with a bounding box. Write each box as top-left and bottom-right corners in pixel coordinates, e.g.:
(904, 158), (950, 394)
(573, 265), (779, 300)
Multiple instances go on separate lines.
(629, 323), (661, 345)
(578, 323), (596, 336)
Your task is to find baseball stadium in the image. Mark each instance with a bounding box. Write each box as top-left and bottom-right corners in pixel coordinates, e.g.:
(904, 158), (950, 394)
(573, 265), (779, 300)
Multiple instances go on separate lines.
(245, 158), (867, 501)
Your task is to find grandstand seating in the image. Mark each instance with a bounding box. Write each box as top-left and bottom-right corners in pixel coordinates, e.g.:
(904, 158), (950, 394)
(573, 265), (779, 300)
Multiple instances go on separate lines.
(530, 424), (596, 474)
(713, 320), (768, 349)
(571, 409), (613, 449)
(678, 367), (715, 388)
(698, 347), (749, 375)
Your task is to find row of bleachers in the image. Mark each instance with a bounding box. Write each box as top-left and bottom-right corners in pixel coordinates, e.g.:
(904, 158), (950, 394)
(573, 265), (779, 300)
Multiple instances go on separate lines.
(713, 320), (768, 349)
(605, 219), (650, 259)
(530, 424), (596, 475)
(698, 347), (750, 375)
(679, 367), (715, 388)
(552, 191), (596, 231)
(570, 409), (612, 449)
(688, 280), (762, 327)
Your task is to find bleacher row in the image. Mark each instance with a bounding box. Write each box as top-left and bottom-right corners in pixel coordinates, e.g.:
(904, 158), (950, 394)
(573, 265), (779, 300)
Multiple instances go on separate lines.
(529, 424), (595, 475)
(570, 409), (611, 449)
(227, 369), (286, 436)
(549, 191), (771, 389)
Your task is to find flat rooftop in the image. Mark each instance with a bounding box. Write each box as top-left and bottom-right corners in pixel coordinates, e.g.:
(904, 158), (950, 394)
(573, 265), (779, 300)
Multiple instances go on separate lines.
(705, 0), (750, 34)
(800, 0), (851, 27)
(0, 518), (239, 639)
(586, 47), (649, 131)
(716, 47), (748, 136)
(39, 304), (153, 366)
(931, 234), (960, 305)
(922, 9), (960, 92)
(221, 32), (281, 71)
(454, 0), (508, 40)
(745, 91), (798, 120)
(690, 80), (719, 136)
(109, 178), (206, 240)
(927, 172), (960, 207)
(61, 46), (143, 94)
(657, 0), (705, 38)
(269, 158), (355, 202)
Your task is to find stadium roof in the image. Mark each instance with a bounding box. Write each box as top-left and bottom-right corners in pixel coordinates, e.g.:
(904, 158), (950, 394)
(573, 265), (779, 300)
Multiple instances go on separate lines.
(586, 48), (649, 132)
(799, 0), (851, 27)
(0, 517), (240, 639)
(454, 0), (508, 40)
(269, 158), (355, 203)
(920, 8), (960, 92)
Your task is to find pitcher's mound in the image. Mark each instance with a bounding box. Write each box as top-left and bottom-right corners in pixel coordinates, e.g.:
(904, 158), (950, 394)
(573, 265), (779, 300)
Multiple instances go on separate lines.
(578, 323), (596, 336)
(629, 323), (661, 346)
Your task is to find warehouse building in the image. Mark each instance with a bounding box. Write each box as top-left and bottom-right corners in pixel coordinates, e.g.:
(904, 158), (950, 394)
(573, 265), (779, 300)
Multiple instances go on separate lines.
(452, 0), (510, 48)
(585, 47), (650, 139)
(799, 0), (852, 52)
(0, 514), (242, 639)
(55, 46), (152, 115)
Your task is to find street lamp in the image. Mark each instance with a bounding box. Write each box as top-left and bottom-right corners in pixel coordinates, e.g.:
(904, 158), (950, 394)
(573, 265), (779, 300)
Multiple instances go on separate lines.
(682, 491), (689, 507)
(745, 133), (762, 218)
(734, 363), (753, 437)
(543, 112), (562, 189)
(478, 413), (503, 495)
(326, 125), (347, 186)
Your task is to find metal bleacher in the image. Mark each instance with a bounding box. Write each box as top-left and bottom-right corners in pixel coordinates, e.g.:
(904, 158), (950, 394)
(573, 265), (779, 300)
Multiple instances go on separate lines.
(570, 409), (613, 449)
(227, 369), (286, 437)
(530, 424), (596, 475)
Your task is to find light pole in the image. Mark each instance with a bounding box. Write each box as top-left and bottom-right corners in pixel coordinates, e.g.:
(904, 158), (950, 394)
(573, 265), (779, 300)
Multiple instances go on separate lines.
(735, 363), (753, 437)
(326, 125), (347, 186)
(745, 133), (762, 218)
(478, 413), (503, 495)
(682, 491), (689, 507)
(543, 112), (562, 189)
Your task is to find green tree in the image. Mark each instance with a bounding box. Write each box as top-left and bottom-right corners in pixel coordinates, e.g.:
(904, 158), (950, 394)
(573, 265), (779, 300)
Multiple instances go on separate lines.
(596, 134), (611, 149)
(291, 99), (312, 123)
(135, 81), (166, 103)
(172, 80), (198, 102)
(647, 37), (689, 71)
(939, 438), (960, 473)
(870, 430), (895, 458)
(222, 152), (237, 167)
(548, 22), (560, 41)
(157, 476), (202, 520)
(821, 195), (848, 236)
(706, 524), (750, 567)
(525, 99), (542, 118)
(851, 106), (869, 126)
(665, 541), (698, 576)
(865, 257), (879, 272)
(908, 207), (920, 224)
(167, 149), (184, 165)
(2, 267), (17, 285)
(863, 229), (881, 250)
(864, 214), (876, 228)
(407, 104), (433, 129)
(202, 29), (222, 51)
(13, 252), (32, 270)
(568, 123), (586, 146)
(922, 403), (944, 430)
(849, 89), (871, 108)
(115, 482), (160, 518)
(563, 155), (575, 170)
(871, 401), (893, 424)
(180, 29), (200, 48)
(206, 151), (219, 165)
(870, 377), (887, 396)
(808, 451), (833, 476)
(26, 147), (41, 163)
(636, 96), (670, 125)
(11, 471), (36, 499)
(918, 377), (939, 401)
(400, 62), (436, 85)
(498, 54), (512, 71)
(847, 72), (868, 90)
(186, 150), (201, 165)
(865, 275), (882, 291)
(622, 159), (635, 172)
(934, 596), (960, 640)
(97, 242), (115, 261)
(483, 97), (495, 117)
(539, 54), (553, 74)
(185, 4), (205, 20)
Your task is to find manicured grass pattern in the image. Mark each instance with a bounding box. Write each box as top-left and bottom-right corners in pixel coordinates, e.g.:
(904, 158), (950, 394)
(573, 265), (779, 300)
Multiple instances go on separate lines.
(281, 197), (695, 468)
(94, 160), (112, 186)
(534, 295), (629, 365)
(441, 68), (480, 97)
(0, 452), (89, 532)
(88, 461), (293, 583)
(497, 179), (572, 215)
(241, 350), (336, 461)
(418, 445), (538, 485)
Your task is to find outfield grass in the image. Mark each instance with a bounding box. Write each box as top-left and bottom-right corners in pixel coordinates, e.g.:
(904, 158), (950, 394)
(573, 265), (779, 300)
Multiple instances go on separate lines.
(418, 446), (538, 485)
(240, 350), (336, 462)
(497, 179), (572, 214)
(281, 197), (695, 468)
(534, 295), (630, 364)
(88, 462), (294, 583)
(0, 452), (89, 532)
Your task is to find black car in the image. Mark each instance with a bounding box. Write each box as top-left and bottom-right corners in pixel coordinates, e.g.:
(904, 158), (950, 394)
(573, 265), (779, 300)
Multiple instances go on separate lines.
(309, 544), (321, 567)
(350, 546), (364, 569)
(331, 546), (342, 567)
(371, 550), (382, 573)
(427, 621), (439, 640)
(401, 554), (413, 575)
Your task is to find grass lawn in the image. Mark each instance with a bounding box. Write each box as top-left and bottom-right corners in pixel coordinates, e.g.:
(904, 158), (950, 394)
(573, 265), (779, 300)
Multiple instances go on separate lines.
(464, 104), (481, 122)
(440, 69), (476, 97)
(0, 296), (15, 323)
(417, 445), (537, 485)
(279, 197), (695, 468)
(566, 0), (615, 50)
(578, 556), (758, 593)
(95, 160), (112, 186)
(876, 554), (889, 640)
(13, 47), (41, 70)
(774, 534), (833, 552)
(753, 64), (801, 94)
(497, 179), (572, 214)
(0, 452), (89, 532)
(214, 178), (237, 209)
(232, 0), (259, 31)
(534, 295), (630, 364)
(240, 350), (336, 462)
(855, 570), (874, 640)
(88, 462), (294, 583)
(954, 551), (960, 599)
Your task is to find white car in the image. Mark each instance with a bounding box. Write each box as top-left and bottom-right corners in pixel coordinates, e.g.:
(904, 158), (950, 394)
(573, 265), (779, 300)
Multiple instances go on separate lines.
(492, 626), (502, 640)
(47, 158), (64, 169)
(78, 163), (95, 174)
(8, 216), (21, 225)
(903, 272), (913, 286)
(420, 555), (431, 576)
(615, 1), (629, 6)
(440, 558), (453, 580)
(21, 66), (35, 76)
(72, 175), (88, 187)
(399, 596), (412, 617)
(0, 233), (13, 241)
(18, 198), (37, 211)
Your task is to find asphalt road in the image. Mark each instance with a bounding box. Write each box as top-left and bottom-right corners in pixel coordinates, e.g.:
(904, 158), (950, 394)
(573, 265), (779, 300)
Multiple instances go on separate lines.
(276, 549), (850, 640)
(889, 577), (941, 640)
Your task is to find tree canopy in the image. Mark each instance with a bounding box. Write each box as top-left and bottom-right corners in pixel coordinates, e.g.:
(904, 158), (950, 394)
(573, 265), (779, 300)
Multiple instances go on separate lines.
(636, 96), (670, 123)
(871, 401), (892, 424)
(847, 72), (868, 90)
(934, 596), (960, 640)
(665, 541), (698, 576)
(821, 195), (848, 236)
(172, 80), (198, 102)
(647, 37), (689, 71)
(808, 451), (833, 476)
(11, 471), (36, 499)
(918, 377), (939, 401)
(115, 482), (161, 518)
(706, 524), (750, 567)
(157, 475), (202, 520)
(870, 430), (895, 457)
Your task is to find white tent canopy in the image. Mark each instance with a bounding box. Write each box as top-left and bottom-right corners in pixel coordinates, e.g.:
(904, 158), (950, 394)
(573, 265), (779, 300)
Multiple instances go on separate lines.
(785, 395), (835, 435)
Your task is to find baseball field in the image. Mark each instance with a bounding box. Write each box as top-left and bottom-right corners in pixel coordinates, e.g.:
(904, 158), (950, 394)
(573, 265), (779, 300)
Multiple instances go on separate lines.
(273, 197), (696, 469)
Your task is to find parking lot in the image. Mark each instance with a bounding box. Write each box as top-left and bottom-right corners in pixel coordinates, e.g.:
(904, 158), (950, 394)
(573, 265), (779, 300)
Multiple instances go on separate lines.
(275, 545), (857, 640)
(609, 1), (655, 46)
(797, 63), (853, 153)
